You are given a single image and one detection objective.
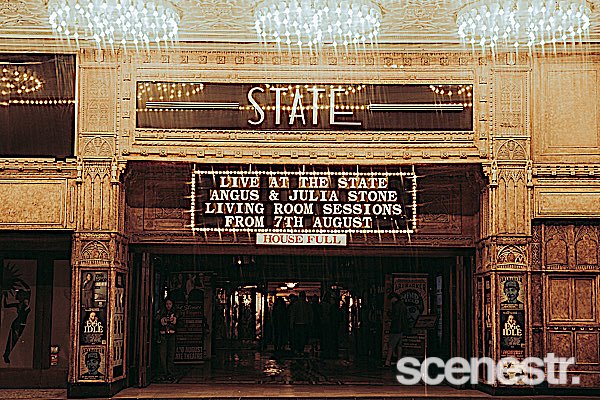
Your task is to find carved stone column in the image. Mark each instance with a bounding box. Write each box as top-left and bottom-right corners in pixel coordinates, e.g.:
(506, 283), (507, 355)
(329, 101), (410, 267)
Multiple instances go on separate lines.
(475, 63), (534, 390)
(68, 51), (129, 398)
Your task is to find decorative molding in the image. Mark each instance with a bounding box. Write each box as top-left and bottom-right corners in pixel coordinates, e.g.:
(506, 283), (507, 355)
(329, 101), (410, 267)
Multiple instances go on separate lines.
(78, 240), (111, 266)
(496, 139), (527, 161)
(82, 136), (114, 158)
(496, 244), (527, 270)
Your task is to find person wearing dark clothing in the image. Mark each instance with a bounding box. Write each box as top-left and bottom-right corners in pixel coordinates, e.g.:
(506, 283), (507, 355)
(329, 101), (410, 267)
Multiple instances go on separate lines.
(155, 298), (179, 379)
(385, 292), (411, 366)
(271, 297), (288, 352)
(309, 295), (322, 348)
(289, 291), (313, 354)
(320, 293), (342, 359)
(81, 273), (94, 308)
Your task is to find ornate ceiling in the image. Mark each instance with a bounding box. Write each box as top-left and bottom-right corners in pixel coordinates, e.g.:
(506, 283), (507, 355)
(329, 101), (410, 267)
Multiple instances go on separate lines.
(1, 0), (600, 47)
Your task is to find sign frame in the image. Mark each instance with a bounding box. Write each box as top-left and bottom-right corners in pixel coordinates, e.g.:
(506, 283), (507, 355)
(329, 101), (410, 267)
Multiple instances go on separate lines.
(190, 167), (417, 235)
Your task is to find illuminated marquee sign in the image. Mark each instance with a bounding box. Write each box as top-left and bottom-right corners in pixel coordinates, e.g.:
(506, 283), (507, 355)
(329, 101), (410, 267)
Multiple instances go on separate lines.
(137, 83), (473, 131)
(190, 167), (417, 243)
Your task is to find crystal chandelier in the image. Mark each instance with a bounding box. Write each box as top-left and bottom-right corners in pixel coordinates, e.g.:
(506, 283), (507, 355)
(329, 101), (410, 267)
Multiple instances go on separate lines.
(47, 0), (180, 50)
(1, 66), (44, 96)
(456, 0), (593, 54)
(254, 0), (382, 52)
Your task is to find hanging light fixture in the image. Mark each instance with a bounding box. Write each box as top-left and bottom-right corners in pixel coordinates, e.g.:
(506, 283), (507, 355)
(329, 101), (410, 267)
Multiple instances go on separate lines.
(1, 65), (44, 96)
(47, 0), (180, 51)
(254, 0), (382, 53)
(456, 0), (593, 54)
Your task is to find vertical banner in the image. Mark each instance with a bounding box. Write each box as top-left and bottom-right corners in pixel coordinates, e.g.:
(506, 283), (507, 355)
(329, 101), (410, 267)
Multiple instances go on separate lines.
(1, 260), (36, 368)
(169, 272), (211, 363)
(382, 274), (429, 358)
(499, 276), (526, 359)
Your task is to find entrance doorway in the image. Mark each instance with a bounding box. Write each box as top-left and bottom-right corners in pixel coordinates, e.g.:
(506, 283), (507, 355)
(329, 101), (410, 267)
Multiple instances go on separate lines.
(128, 252), (472, 385)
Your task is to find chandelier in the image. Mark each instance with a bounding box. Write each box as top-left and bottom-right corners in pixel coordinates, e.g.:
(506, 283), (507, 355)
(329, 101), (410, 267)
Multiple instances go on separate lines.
(47, 0), (180, 50)
(254, 0), (382, 52)
(456, 0), (593, 54)
(1, 66), (44, 96)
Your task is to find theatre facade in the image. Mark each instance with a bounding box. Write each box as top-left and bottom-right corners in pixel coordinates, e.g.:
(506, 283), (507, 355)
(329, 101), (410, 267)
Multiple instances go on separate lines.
(0, 45), (600, 397)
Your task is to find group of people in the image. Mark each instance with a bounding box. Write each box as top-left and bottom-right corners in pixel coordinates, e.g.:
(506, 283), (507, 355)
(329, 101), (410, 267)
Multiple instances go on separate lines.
(270, 291), (344, 358)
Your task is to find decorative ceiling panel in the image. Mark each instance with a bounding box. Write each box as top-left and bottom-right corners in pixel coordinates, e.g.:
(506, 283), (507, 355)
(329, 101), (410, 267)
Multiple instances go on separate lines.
(0, 0), (599, 44)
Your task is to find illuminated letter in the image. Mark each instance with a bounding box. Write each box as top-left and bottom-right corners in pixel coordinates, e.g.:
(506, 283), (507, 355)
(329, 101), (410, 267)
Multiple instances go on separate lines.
(247, 86), (265, 125)
(288, 88), (306, 125)
(308, 86), (325, 125)
(272, 87), (288, 125)
(330, 88), (361, 126)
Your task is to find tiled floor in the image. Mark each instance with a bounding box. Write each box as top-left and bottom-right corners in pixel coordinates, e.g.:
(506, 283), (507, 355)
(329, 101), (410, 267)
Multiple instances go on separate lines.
(172, 351), (397, 385)
(1, 352), (598, 399)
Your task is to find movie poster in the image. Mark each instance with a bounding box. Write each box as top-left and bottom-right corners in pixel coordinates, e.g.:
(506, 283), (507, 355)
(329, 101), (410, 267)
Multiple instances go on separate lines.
(382, 274), (429, 358)
(499, 276), (525, 311)
(499, 275), (526, 359)
(500, 310), (525, 356)
(80, 271), (108, 309)
(168, 272), (210, 363)
(0, 260), (37, 368)
(80, 271), (108, 347)
(80, 309), (107, 345)
(79, 346), (106, 381)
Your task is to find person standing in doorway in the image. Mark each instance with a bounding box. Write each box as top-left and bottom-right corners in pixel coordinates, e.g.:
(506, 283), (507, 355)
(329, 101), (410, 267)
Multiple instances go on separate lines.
(320, 293), (342, 359)
(289, 291), (313, 355)
(271, 296), (288, 352)
(155, 298), (179, 381)
(385, 293), (410, 367)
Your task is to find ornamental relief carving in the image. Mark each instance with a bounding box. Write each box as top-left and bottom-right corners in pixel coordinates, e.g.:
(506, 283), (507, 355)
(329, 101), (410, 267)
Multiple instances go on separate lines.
(82, 137), (114, 158)
(80, 69), (116, 133)
(496, 244), (527, 269)
(78, 240), (111, 267)
(544, 225), (569, 268)
(84, 161), (111, 180)
(495, 77), (527, 133)
(496, 139), (527, 161)
(0, 0), (45, 27)
(575, 225), (599, 268)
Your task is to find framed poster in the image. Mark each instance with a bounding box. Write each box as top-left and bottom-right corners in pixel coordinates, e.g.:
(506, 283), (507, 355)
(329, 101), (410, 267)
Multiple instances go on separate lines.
(382, 274), (429, 358)
(499, 276), (525, 311)
(80, 271), (108, 346)
(500, 310), (525, 358)
(499, 275), (526, 359)
(167, 272), (211, 363)
(80, 309), (107, 345)
(79, 346), (106, 381)
(81, 271), (108, 309)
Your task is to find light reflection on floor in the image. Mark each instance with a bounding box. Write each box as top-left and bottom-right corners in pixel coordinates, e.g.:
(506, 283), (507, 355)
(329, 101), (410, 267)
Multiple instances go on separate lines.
(166, 349), (398, 385)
